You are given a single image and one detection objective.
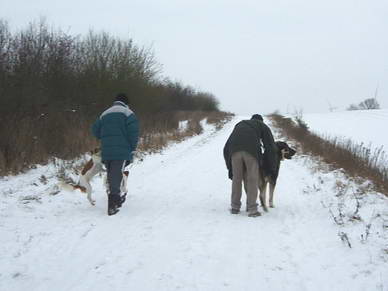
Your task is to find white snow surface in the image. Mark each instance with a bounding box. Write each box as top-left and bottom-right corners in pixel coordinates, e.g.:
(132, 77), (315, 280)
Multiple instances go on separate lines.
(302, 109), (388, 153)
(1, 117), (387, 291)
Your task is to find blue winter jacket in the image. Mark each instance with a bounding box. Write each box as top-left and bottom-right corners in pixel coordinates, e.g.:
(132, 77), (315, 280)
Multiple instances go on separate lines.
(92, 101), (139, 162)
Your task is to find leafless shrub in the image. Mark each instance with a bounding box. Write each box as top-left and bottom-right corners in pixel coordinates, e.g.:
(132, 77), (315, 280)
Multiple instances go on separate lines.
(269, 113), (388, 195)
(347, 98), (380, 111)
(350, 192), (362, 222)
(359, 98), (380, 110)
(360, 211), (380, 244)
(331, 204), (345, 226)
(321, 201), (346, 226)
(207, 111), (234, 130)
(293, 109), (309, 132)
(0, 19), (224, 176)
(339, 232), (352, 248)
(360, 223), (372, 243)
(334, 180), (351, 197)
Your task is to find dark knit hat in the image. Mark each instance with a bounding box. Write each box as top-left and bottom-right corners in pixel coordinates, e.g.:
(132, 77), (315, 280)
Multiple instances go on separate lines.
(251, 114), (263, 121)
(115, 93), (129, 105)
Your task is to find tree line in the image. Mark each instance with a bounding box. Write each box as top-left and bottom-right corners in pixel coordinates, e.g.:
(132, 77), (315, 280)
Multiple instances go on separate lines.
(0, 19), (221, 174)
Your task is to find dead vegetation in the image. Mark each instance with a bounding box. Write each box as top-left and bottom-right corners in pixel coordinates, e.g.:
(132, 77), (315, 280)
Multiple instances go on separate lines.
(0, 20), (231, 176)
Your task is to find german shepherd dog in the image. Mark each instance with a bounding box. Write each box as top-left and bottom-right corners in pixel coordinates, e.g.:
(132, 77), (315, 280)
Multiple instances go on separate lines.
(259, 141), (296, 212)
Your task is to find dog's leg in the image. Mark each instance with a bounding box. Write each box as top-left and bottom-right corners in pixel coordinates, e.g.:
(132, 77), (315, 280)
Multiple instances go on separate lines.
(269, 183), (275, 208)
(79, 176), (95, 206)
(121, 171), (129, 195)
(86, 189), (95, 206)
(259, 182), (268, 212)
(103, 174), (110, 196)
(117, 171), (129, 207)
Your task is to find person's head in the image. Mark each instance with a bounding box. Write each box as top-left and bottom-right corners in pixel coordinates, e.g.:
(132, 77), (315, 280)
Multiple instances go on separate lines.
(115, 93), (129, 105)
(251, 114), (263, 121)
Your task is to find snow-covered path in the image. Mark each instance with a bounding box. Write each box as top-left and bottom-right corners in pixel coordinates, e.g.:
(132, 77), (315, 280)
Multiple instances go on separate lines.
(1, 118), (387, 291)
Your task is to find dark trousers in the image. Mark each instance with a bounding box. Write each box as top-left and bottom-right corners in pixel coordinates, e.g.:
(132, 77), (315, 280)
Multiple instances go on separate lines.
(104, 160), (128, 200)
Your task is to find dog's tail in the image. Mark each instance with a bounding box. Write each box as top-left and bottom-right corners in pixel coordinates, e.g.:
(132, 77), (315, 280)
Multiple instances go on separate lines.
(58, 181), (76, 192)
(58, 181), (86, 193)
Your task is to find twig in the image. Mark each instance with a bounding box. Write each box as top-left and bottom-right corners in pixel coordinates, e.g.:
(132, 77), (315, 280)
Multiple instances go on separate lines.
(339, 232), (352, 248)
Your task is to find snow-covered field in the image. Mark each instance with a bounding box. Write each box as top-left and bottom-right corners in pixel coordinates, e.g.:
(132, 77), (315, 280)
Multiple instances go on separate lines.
(303, 109), (388, 153)
(1, 117), (387, 291)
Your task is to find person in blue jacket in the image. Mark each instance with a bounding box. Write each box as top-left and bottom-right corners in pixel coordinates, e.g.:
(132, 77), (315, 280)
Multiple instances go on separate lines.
(92, 93), (139, 215)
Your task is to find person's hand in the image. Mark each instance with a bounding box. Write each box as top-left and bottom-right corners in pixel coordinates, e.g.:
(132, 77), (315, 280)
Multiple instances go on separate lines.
(228, 170), (233, 180)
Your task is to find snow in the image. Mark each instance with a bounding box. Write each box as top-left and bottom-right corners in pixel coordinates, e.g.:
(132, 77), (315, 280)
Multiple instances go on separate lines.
(178, 120), (189, 132)
(302, 109), (388, 153)
(1, 117), (387, 291)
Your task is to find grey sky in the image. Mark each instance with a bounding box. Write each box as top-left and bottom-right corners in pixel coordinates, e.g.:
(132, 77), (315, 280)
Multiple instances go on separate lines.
(1, 0), (387, 114)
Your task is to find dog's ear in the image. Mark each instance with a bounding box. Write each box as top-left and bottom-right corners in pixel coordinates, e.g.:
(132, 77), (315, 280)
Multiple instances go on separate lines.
(288, 147), (296, 157)
(278, 141), (296, 159)
(284, 144), (296, 159)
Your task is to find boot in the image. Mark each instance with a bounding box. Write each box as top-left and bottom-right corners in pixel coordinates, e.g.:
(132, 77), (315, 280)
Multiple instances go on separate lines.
(108, 195), (120, 216)
(230, 208), (240, 214)
(248, 211), (261, 217)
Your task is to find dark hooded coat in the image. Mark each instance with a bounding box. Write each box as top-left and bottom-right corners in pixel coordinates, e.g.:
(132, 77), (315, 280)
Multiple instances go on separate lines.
(223, 119), (278, 179)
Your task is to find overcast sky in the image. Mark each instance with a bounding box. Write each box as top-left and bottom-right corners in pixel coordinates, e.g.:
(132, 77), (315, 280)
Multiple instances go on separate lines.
(1, 0), (387, 114)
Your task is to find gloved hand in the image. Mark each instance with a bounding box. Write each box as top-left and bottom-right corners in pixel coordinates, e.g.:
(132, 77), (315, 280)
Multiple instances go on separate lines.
(228, 169), (233, 180)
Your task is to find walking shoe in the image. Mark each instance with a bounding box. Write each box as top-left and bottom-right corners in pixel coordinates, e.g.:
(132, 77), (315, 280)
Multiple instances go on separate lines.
(230, 208), (240, 214)
(108, 205), (120, 216)
(108, 195), (121, 216)
(248, 211), (261, 217)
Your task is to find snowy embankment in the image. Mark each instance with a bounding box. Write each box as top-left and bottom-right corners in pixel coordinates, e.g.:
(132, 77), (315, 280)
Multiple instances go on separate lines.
(1, 117), (387, 291)
(303, 109), (388, 153)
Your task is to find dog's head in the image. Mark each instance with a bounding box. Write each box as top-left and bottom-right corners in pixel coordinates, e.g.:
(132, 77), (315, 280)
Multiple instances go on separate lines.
(90, 148), (102, 162)
(276, 141), (296, 160)
(90, 147), (100, 155)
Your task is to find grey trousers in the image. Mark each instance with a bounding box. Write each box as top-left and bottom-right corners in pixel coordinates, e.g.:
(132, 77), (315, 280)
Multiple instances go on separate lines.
(231, 151), (259, 213)
(104, 160), (128, 199)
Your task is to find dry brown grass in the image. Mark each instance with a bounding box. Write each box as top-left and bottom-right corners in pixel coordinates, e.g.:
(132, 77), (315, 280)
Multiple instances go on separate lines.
(0, 112), (98, 175)
(269, 113), (388, 195)
(0, 110), (233, 176)
(206, 111), (234, 130)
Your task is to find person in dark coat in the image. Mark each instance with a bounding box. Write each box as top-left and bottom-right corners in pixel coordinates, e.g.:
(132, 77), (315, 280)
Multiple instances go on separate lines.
(92, 93), (139, 215)
(223, 114), (277, 217)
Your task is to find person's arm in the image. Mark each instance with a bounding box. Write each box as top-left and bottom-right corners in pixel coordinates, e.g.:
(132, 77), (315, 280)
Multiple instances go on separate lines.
(223, 138), (233, 180)
(261, 124), (278, 175)
(126, 114), (140, 153)
(92, 118), (101, 140)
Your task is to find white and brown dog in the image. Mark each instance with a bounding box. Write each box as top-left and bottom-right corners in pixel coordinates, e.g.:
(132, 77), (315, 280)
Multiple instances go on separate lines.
(59, 148), (129, 205)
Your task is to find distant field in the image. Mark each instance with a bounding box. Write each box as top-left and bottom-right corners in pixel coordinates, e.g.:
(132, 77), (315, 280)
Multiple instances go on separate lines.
(302, 109), (388, 152)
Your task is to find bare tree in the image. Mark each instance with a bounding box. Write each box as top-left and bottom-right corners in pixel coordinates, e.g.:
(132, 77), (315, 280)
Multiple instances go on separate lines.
(358, 98), (380, 110)
(347, 98), (380, 111)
